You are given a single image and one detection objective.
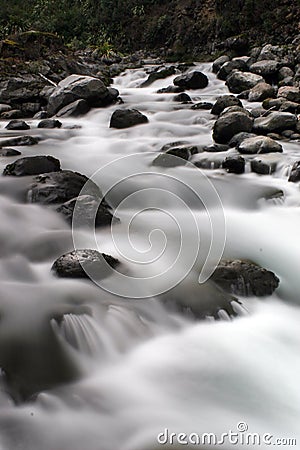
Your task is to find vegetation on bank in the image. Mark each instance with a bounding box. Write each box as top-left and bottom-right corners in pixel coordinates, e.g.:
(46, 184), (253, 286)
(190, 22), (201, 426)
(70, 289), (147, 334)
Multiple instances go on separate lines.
(0, 0), (299, 56)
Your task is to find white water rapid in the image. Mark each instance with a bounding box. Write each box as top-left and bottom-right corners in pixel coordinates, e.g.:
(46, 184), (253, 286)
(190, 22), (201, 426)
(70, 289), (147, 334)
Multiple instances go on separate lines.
(0, 63), (299, 449)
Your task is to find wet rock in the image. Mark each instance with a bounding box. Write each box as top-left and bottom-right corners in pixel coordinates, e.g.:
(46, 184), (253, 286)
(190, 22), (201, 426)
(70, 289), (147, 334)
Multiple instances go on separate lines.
(194, 158), (222, 169)
(56, 99), (90, 118)
(173, 71), (208, 89)
(279, 101), (300, 114)
(56, 195), (116, 228)
(253, 112), (297, 134)
(5, 120), (30, 131)
(281, 129), (294, 138)
(0, 104), (12, 114)
(290, 133), (300, 140)
(226, 71), (264, 94)
(211, 95), (242, 116)
(152, 147), (192, 167)
(0, 136), (39, 147)
(212, 55), (230, 73)
(288, 161), (300, 182)
(220, 106), (251, 118)
(157, 85), (183, 94)
(249, 60), (280, 80)
(228, 132), (257, 147)
(1, 109), (22, 119)
(191, 102), (213, 110)
(248, 82), (275, 102)
(141, 66), (176, 87)
(277, 86), (300, 103)
(3, 155), (61, 176)
(27, 170), (101, 204)
(278, 67), (294, 80)
(222, 156), (245, 174)
(203, 143), (230, 152)
(173, 93), (191, 103)
(237, 136), (283, 154)
(47, 74), (115, 116)
(250, 108), (268, 118)
(213, 111), (253, 144)
(52, 249), (119, 279)
(251, 159), (276, 175)
(110, 109), (148, 129)
(33, 111), (48, 120)
(0, 148), (21, 156)
(211, 259), (279, 296)
(38, 119), (62, 129)
(217, 60), (248, 81)
(262, 97), (285, 110)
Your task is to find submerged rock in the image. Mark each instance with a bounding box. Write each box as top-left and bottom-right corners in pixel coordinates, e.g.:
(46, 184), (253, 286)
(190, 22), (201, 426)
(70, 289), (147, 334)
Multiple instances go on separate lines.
(52, 249), (120, 279)
(173, 92), (191, 103)
(110, 109), (148, 128)
(27, 170), (101, 204)
(152, 146), (192, 167)
(0, 148), (21, 156)
(212, 259), (279, 296)
(173, 71), (208, 89)
(56, 195), (116, 227)
(0, 136), (39, 147)
(5, 120), (30, 131)
(3, 156), (61, 176)
(213, 111), (253, 144)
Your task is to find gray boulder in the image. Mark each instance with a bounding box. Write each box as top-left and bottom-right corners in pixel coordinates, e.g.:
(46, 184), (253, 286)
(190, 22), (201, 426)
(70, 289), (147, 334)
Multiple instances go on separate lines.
(0, 136), (39, 147)
(173, 93), (192, 103)
(248, 82), (275, 102)
(52, 249), (119, 279)
(38, 119), (62, 129)
(253, 112), (297, 134)
(228, 132), (257, 147)
(249, 60), (280, 79)
(5, 120), (30, 131)
(211, 259), (279, 296)
(237, 136), (283, 154)
(251, 159), (276, 175)
(56, 195), (116, 228)
(47, 74), (116, 116)
(110, 109), (148, 129)
(222, 156), (245, 174)
(173, 71), (208, 89)
(277, 86), (300, 103)
(226, 71), (264, 94)
(0, 148), (21, 156)
(3, 155), (61, 176)
(213, 111), (253, 144)
(212, 55), (230, 73)
(56, 99), (90, 118)
(211, 95), (242, 115)
(288, 161), (300, 182)
(217, 60), (248, 81)
(27, 170), (101, 204)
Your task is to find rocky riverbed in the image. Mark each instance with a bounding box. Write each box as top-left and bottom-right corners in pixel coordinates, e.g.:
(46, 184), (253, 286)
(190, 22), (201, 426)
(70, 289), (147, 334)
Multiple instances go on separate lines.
(0, 42), (299, 449)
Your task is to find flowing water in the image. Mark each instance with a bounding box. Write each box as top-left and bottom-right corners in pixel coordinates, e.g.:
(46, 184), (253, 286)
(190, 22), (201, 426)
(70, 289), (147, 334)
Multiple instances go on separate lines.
(0, 63), (299, 449)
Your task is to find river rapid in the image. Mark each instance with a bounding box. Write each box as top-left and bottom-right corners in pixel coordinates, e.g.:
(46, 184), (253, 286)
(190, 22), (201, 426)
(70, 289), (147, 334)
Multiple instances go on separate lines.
(0, 63), (299, 449)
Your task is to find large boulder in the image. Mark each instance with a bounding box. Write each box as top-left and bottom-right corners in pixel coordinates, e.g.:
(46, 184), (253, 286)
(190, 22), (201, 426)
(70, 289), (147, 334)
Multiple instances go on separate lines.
(211, 259), (279, 296)
(249, 60), (280, 80)
(248, 82), (275, 102)
(38, 119), (62, 129)
(237, 136), (283, 154)
(3, 156), (60, 176)
(56, 195), (116, 228)
(228, 132), (257, 147)
(56, 99), (90, 118)
(226, 71), (264, 94)
(5, 120), (30, 131)
(213, 111), (253, 144)
(173, 71), (208, 89)
(212, 55), (230, 74)
(251, 159), (276, 175)
(47, 75), (117, 116)
(211, 95), (242, 115)
(253, 112), (297, 134)
(27, 170), (101, 204)
(52, 249), (119, 279)
(110, 109), (148, 129)
(277, 86), (300, 103)
(217, 60), (248, 81)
